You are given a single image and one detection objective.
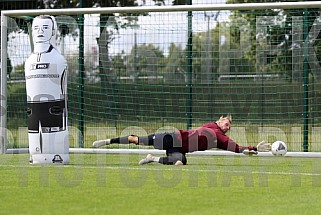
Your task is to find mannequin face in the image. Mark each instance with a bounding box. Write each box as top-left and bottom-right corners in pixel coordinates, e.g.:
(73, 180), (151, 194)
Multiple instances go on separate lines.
(32, 17), (54, 44)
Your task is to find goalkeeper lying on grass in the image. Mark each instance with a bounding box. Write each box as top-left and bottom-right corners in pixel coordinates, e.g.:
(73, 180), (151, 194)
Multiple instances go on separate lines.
(93, 115), (271, 165)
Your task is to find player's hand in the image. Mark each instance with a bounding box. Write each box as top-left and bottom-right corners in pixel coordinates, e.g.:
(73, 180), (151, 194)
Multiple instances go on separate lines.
(256, 141), (271, 152)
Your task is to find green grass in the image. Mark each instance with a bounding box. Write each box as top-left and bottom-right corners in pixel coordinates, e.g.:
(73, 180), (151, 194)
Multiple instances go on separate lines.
(1, 153), (321, 215)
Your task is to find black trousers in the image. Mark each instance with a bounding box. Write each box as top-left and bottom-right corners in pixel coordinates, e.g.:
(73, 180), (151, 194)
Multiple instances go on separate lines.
(140, 133), (187, 165)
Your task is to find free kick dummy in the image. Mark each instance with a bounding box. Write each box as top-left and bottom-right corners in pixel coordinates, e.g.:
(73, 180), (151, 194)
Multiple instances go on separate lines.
(25, 15), (69, 164)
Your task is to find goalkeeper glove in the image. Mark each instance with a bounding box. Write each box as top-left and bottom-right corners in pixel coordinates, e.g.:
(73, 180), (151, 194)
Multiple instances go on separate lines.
(256, 141), (271, 152)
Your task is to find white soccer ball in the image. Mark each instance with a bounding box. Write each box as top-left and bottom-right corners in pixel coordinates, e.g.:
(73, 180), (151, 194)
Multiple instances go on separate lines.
(271, 141), (287, 156)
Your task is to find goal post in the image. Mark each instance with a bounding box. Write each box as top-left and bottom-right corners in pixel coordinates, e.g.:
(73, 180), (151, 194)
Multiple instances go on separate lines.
(2, 1), (321, 15)
(1, 14), (8, 154)
(2, 1), (321, 155)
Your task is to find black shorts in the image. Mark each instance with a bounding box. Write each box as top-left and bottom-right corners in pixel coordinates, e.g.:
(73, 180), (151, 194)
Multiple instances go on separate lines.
(139, 132), (183, 155)
(27, 100), (67, 133)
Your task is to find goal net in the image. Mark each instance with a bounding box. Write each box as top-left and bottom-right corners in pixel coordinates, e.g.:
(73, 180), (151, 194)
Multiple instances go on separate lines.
(2, 2), (321, 154)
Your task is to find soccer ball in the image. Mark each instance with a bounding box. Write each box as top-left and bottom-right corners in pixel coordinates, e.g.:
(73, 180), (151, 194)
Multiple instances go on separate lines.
(271, 141), (287, 156)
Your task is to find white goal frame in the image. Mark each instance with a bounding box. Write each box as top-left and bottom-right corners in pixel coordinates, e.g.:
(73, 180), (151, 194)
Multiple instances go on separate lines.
(2, 2), (321, 156)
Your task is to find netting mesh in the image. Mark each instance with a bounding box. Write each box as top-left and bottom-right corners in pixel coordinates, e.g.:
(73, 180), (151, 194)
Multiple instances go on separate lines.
(3, 2), (321, 152)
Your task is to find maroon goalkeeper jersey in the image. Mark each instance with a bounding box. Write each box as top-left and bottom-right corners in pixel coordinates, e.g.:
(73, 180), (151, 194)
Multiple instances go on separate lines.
(177, 122), (241, 153)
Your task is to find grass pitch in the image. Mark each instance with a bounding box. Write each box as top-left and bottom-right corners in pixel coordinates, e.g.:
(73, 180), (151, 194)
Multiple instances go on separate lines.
(1, 153), (321, 215)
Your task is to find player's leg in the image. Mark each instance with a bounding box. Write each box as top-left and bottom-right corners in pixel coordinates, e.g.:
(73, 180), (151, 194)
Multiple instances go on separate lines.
(93, 132), (177, 148)
(160, 152), (186, 165)
(139, 152), (186, 165)
(92, 135), (140, 147)
(106, 132), (178, 149)
(93, 134), (159, 148)
(138, 154), (160, 165)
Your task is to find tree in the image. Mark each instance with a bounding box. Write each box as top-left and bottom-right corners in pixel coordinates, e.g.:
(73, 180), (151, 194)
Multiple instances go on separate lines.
(166, 23), (221, 83)
(111, 51), (127, 78)
(127, 43), (164, 79)
(0, 0), (39, 74)
(164, 43), (186, 82)
(226, 0), (321, 82)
